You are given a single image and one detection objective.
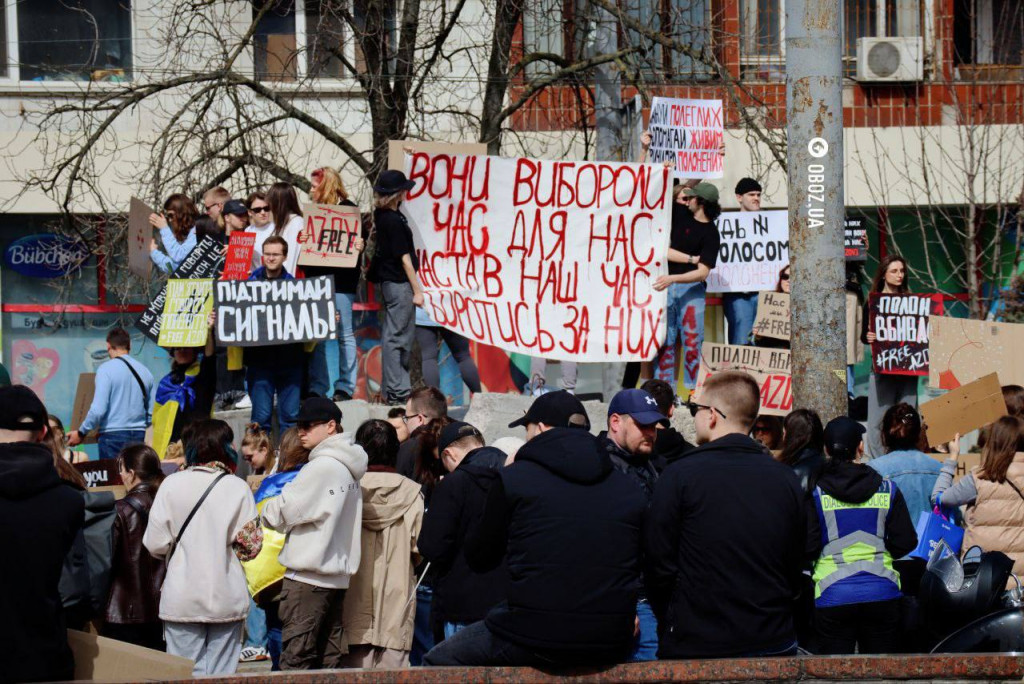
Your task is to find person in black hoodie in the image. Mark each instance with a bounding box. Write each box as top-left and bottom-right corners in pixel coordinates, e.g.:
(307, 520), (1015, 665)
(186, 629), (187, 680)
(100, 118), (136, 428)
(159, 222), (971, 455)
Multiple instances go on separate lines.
(809, 416), (917, 654)
(645, 371), (814, 659)
(422, 391), (647, 666)
(0, 386), (85, 682)
(418, 421), (507, 639)
(778, 408), (827, 494)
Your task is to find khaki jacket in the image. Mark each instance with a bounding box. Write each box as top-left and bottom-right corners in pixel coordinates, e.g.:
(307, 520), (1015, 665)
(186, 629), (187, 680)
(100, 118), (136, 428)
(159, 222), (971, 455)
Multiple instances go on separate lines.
(964, 456), (1024, 585)
(342, 470), (424, 651)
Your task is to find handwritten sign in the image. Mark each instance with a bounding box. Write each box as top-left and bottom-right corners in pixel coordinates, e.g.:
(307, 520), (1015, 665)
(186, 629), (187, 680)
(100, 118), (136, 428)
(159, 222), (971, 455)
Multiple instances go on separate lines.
(157, 279), (213, 348)
(128, 197), (154, 279)
(297, 204), (361, 269)
(74, 460), (122, 488)
(753, 291), (791, 341)
(844, 216), (867, 261)
(929, 316), (1024, 389)
(135, 237), (224, 342)
(222, 232), (256, 280)
(695, 342), (792, 417)
(706, 210), (789, 293)
(647, 97), (724, 179)
(214, 275), (337, 347)
(401, 152), (672, 362)
(869, 293), (944, 376)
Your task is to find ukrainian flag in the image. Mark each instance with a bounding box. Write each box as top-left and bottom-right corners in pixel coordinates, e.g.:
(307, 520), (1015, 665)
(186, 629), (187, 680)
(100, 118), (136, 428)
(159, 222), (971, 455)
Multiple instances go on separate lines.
(242, 468), (303, 600)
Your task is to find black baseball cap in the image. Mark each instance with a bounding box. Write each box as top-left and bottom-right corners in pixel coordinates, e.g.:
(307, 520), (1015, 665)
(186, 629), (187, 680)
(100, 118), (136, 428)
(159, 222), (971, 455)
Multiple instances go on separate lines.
(0, 385), (48, 431)
(295, 397), (342, 426)
(509, 390), (591, 431)
(223, 199), (248, 216)
(438, 421), (484, 454)
(824, 417), (866, 457)
(735, 177), (763, 195)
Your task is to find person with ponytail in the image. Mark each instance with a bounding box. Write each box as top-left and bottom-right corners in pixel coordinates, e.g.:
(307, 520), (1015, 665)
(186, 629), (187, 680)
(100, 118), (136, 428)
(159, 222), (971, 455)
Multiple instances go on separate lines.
(103, 445), (166, 650)
(149, 193), (199, 273)
(241, 423), (275, 476)
(867, 402), (943, 523)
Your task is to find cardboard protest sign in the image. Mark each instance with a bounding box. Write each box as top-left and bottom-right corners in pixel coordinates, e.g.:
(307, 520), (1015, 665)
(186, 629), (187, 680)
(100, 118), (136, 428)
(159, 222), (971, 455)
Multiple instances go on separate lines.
(753, 291), (791, 341)
(401, 152), (672, 362)
(214, 275), (337, 347)
(135, 237), (224, 342)
(869, 293), (943, 376)
(128, 197), (154, 279)
(647, 97), (724, 179)
(706, 210), (789, 293)
(70, 372), (97, 444)
(920, 373), (1007, 447)
(157, 279), (213, 348)
(929, 316), (1024, 389)
(695, 342), (792, 416)
(221, 232), (256, 280)
(844, 216), (867, 261)
(297, 204), (362, 269)
(69, 629), (194, 681)
(74, 460), (123, 488)
(388, 140), (487, 171)
(929, 451), (982, 482)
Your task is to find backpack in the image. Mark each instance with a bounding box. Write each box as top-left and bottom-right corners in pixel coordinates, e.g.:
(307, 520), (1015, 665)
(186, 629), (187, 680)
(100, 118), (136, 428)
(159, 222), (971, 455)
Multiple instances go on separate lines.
(59, 489), (116, 619)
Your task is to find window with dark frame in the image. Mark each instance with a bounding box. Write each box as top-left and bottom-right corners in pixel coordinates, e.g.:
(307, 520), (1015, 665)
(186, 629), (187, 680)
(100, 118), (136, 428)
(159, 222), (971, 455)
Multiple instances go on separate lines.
(954, 0), (1024, 68)
(17, 0), (133, 82)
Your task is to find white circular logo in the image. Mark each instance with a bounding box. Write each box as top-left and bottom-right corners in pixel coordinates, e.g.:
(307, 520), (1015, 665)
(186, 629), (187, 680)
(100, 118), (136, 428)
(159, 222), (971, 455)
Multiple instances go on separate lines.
(808, 138), (829, 158)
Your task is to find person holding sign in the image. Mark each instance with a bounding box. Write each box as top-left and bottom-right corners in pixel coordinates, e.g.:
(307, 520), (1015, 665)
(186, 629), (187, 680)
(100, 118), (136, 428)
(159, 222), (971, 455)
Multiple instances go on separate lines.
(722, 177), (765, 346)
(862, 255), (918, 458)
(267, 182), (305, 275)
(150, 193), (199, 273)
(370, 170), (425, 405)
(652, 183), (722, 392)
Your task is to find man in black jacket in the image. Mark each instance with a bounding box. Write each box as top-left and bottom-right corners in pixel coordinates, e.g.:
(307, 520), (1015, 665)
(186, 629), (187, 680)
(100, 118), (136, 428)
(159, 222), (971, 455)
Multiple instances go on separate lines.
(418, 421), (508, 638)
(423, 391), (647, 666)
(641, 379), (694, 471)
(645, 371), (812, 659)
(0, 386), (85, 682)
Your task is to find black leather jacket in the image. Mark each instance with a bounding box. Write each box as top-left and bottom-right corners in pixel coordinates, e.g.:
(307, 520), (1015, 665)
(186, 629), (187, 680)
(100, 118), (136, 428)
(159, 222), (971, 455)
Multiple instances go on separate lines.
(790, 448), (826, 494)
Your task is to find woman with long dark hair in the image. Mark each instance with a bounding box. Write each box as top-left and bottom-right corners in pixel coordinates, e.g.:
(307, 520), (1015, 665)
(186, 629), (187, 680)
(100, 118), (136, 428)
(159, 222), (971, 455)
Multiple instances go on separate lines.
(861, 255), (916, 458)
(866, 403), (942, 523)
(265, 182), (304, 274)
(103, 445), (166, 649)
(149, 193), (199, 272)
(778, 408), (825, 494)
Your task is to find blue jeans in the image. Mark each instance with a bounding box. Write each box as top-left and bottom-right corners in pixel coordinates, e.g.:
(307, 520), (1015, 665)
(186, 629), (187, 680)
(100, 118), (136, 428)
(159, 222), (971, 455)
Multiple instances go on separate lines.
(628, 600), (658, 662)
(246, 365), (302, 435)
(410, 584), (435, 666)
(308, 292), (359, 397)
(657, 281), (706, 389)
(444, 622), (471, 640)
(97, 429), (146, 461)
(723, 292), (759, 345)
(244, 598), (267, 650)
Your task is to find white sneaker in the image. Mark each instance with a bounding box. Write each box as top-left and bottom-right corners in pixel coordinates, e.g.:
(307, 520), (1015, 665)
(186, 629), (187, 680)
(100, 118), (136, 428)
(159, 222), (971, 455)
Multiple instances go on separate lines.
(239, 646), (269, 662)
(234, 395), (253, 410)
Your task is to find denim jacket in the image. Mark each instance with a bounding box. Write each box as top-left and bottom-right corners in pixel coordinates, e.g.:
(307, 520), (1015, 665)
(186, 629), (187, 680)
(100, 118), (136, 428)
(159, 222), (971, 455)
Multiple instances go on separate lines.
(867, 449), (942, 523)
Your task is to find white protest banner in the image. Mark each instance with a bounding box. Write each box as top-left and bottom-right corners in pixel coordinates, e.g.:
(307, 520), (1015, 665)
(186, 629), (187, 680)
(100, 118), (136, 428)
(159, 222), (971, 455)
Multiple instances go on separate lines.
(401, 152), (672, 362)
(647, 97), (724, 180)
(695, 342), (793, 416)
(214, 275), (337, 347)
(706, 210), (789, 293)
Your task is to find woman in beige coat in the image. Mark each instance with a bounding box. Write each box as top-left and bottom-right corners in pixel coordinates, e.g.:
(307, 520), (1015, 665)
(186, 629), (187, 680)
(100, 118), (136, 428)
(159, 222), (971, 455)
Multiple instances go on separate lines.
(342, 419), (424, 668)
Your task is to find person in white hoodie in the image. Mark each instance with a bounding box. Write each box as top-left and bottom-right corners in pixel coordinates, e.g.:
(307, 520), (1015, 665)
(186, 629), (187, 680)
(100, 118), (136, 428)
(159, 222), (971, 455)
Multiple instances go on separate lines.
(261, 397), (368, 670)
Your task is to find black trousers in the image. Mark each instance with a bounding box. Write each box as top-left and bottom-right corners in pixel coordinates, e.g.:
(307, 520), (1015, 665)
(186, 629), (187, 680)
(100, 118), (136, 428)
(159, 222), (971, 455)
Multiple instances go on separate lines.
(815, 598), (901, 655)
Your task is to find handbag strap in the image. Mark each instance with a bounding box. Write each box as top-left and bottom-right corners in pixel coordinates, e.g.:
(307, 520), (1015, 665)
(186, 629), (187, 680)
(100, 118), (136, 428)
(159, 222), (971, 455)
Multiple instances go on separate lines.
(123, 495), (149, 522)
(117, 356), (151, 424)
(169, 472), (228, 561)
(1007, 478), (1024, 504)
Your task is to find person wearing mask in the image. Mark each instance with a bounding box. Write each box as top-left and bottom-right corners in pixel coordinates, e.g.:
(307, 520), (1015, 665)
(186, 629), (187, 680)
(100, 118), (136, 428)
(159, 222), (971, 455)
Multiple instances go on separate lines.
(423, 391), (646, 666)
(266, 182), (305, 275)
(68, 328), (153, 459)
(639, 379), (693, 472)
(933, 417), (1024, 584)
(810, 417), (917, 655)
(103, 445), (166, 650)
(418, 421), (507, 639)
(598, 388), (667, 662)
(862, 255), (918, 458)
(303, 167), (365, 402)
(143, 419), (262, 676)
(722, 177), (764, 346)
(645, 371), (811, 659)
(149, 193), (199, 273)
(152, 315), (217, 459)
(397, 386), (448, 478)
(778, 408), (826, 494)
(867, 403), (943, 522)
(342, 419), (423, 668)
(0, 386), (85, 682)
(370, 170), (425, 405)
(651, 183), (721, 393)
(247, 191), (275, 264)
(260, 397), (368, 670)
(244, 236), (304, 434)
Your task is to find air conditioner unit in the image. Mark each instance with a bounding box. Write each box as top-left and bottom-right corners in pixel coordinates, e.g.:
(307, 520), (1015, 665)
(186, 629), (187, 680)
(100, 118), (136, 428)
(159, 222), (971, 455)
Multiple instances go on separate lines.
(856, 37), (924, 82)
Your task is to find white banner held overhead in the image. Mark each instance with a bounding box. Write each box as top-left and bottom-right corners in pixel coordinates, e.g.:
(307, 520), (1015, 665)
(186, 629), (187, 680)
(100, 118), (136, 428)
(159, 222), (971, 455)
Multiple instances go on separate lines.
(706, 210), (790, 293)
(401, 151), (672, 362)
(647, 97), (724, 180)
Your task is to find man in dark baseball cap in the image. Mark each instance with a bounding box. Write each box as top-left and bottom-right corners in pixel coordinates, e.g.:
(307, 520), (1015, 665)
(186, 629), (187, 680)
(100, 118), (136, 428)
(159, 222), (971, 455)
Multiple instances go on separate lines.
(0, 384), (48, 434)
(508, 390), (590, 439)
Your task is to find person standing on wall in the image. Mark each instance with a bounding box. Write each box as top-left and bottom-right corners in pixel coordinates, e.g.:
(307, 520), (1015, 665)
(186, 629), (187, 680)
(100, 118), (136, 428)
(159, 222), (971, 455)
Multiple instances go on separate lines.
(266, 182), (305, 276)
(723, 177), (764, 345)
(861, 255), (917, 458)
(68, 327), (153, 460)
(303, 167), (365, 402)
(369, 170), (425, 406)
(149, 194), (199, 273)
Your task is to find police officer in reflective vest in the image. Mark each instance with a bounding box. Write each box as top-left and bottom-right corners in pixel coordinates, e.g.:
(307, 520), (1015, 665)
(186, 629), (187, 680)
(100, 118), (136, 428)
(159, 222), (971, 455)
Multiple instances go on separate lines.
(810, 417), (917, 654)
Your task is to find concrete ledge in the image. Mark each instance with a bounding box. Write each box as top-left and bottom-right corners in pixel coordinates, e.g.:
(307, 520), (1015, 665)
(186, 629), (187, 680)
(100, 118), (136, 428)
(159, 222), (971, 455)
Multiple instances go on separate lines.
(178, 654), (1024, 682)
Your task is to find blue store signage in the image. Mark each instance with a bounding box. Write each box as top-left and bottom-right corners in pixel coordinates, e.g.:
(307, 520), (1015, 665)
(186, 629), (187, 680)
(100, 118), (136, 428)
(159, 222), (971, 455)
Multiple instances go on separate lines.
(3, 233), (90, 278)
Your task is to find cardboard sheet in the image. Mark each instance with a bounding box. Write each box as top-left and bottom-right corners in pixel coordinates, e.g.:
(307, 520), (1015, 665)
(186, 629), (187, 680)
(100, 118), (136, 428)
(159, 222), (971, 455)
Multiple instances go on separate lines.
(128, 197), (154, 279)
(929, 315), (1024, 389)
(919, 373), (1008, 447)
(387, 139), (487, 171)
(70, 373), (98, 445)
(69, 629), (194, 681)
